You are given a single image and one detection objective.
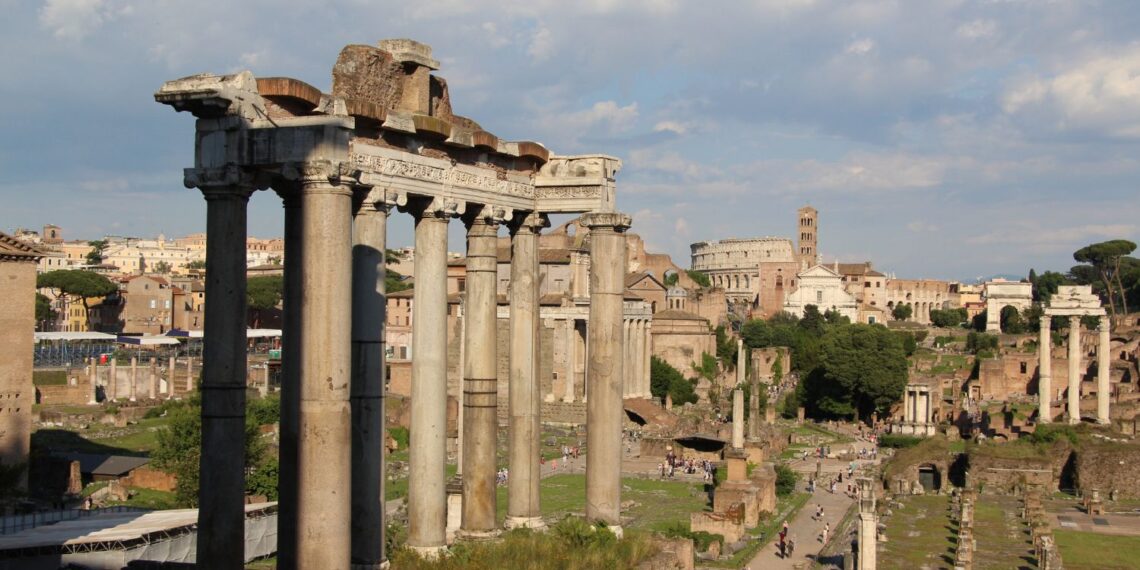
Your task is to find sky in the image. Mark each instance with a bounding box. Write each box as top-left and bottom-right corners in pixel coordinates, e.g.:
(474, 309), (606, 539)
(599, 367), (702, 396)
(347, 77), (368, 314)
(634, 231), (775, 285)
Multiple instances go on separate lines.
(2, 0), (1138, 282)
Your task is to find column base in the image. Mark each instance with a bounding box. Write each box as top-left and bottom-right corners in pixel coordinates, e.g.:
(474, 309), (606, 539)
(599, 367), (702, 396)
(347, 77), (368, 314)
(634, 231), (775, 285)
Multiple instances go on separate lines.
(504, 516), (546, 530)
(1068, 416), (1081, 425)
(457, 528), (502, 541)
(1097, 418), (1111, 425)
(407, 545), (448, 560)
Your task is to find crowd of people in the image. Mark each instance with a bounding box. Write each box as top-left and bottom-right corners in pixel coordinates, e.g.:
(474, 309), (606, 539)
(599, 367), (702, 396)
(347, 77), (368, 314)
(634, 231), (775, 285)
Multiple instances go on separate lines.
(657, 450), (716, 482)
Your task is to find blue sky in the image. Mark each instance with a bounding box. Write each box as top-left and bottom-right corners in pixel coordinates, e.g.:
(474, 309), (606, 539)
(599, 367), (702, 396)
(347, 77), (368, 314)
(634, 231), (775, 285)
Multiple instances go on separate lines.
(2, 0), (1138, 281)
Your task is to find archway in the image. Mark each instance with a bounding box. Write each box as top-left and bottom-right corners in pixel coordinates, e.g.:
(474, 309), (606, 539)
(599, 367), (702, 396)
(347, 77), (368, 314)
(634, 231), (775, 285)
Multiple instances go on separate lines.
(918, 464), (942, 492)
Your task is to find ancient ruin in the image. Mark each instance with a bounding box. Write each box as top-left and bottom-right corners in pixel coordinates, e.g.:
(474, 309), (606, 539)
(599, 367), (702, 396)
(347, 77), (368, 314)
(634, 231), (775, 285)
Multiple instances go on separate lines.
(156, 39), (630, 568)
(1038, 285), (1111, 424)
(984, 280), (1033, 333)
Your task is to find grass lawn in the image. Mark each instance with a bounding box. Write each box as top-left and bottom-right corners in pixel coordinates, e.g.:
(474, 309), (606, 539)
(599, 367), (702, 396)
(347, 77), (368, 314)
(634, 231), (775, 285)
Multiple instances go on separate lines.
(490, 474), (708, 532)
(1055, 530), (1140, 570)
(972, 496), (1034, 569)
(107, 487), (180, 510)
(33, 370), (69, 385)
(387, 463), (459, 502)
(879, 495), (955, 569)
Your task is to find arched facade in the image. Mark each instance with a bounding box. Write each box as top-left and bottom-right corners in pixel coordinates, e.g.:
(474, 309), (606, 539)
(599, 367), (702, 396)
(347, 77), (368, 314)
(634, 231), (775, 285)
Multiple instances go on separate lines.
(983, 281), (1033, 332)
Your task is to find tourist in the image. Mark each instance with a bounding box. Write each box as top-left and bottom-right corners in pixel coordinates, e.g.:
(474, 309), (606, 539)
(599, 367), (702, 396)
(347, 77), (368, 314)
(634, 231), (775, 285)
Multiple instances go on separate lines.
(821, 522), (829, 543)
(788, 534), (796, 555)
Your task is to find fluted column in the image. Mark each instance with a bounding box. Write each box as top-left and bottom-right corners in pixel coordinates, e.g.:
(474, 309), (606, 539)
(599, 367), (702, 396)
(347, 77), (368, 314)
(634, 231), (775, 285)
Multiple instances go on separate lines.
(167, 356), (176, 399)
(564, 319), (577, 403)
(1068, 316), (1081, 424)
(583, 212), (631, 531)
(276, 191), (302, 570)
(197, 185), (253, 569)
(295, 166), (354, 569)
(148, 358), (157, 399)
(407, 204), (453, 555)
(460, 210), (501, 537)
(1039, 317), (1052, 423)
(642, 321), (652, 399)
(1097, 320), (1110, 425)
(351, 194), (391, 569)
(506, 212), (547, 530)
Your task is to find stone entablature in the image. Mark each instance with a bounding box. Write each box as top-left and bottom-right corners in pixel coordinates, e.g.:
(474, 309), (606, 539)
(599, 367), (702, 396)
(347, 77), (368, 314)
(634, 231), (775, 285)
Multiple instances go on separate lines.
(1039, 285), (1110, 425)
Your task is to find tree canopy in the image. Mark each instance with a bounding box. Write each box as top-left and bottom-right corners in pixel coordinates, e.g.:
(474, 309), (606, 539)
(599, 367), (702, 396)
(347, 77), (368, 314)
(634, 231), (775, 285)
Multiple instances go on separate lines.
(685, 269), (710, 288)
(800, 324), (908, 419)
(650, 356), (698, 406)
(1073, 239), (1137, 318)
(36, 270), (117, 328)
(85, 240), (108, 265)
(891, 303), (912, 321)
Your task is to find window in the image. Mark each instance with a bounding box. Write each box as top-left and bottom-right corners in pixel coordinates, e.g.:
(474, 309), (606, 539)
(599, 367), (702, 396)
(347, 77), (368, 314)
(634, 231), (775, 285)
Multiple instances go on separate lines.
(816, 290), (823, 303)
(149, 299), (156, 309)
(165, 300), (171, 309)
(1020, 362), (1027, 374)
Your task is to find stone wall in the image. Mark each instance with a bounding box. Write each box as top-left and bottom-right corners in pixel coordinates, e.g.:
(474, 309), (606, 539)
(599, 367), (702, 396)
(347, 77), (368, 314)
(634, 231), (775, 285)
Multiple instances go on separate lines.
(969, 450), (1055, 494)
(36, 382), (92, 407)
(541, 401), (586, 425)
(1073, 442), (1140, 498)
(121, 466), (177, 492)
(0, 257), (36, 481)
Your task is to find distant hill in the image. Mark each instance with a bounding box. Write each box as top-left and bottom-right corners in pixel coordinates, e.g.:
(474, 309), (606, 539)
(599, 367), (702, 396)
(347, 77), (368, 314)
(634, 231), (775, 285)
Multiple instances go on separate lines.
(962, 273), (1026, 285)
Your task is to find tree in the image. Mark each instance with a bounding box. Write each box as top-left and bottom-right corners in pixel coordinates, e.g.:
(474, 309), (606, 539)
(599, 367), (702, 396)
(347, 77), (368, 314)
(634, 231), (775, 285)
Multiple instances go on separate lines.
(663, 272), (679, 287)
(1029, 270), (1068, 304)
(247, 275), (284, 328)
(691, 352), (718, 384)
(971, 310), (987, 332)
(892, 303), (912, 321)
(35, 293), (57, 329)
(685, 269), (711, 288)
(714, 325), (737, 363)
(740, 319), (772, 349)
(800, 324), (908, 420)
(36, 270), (118, 329)
(823, 308), (849, 325)
(153, 261), (172, 274)
(1000, 305), (1026, 334)
(650, 356), (698, 405)
(1074, 239), (1137, 318)
(152, 394), (275, 507)
(798, 305), (825, 335)
(930, 308), (967, 328)
(185, 260), (207, 271)
(85, 239), (108, 265)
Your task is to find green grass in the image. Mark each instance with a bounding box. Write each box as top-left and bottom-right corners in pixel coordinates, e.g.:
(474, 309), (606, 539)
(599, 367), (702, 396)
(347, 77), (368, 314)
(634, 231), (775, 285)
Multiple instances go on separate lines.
(1055, 530), (1140, 570)
(33, 370), (69, 385)
(387, 463), (458, 501)
(879, 495), (955, 569)
(107, 486), (179, 510)
(972, 496), (1034, 569)
(87, 416), (172, 452)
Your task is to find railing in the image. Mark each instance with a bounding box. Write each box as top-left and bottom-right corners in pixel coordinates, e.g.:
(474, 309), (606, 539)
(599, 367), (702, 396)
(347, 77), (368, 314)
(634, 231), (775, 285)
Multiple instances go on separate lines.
(0, 505), (150, 535)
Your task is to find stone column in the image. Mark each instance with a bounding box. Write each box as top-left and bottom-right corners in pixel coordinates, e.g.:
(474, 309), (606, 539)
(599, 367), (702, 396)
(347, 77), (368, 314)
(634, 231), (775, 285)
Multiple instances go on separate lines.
(621, 320), (631, 398)
(1039, 318), (1052, 423)
(736, 338), (745, 386)
(642, 321), (652, 399)
(563, 319), (577, 403)
(506, 212), (547, 530)
(583, 212), (631, 531)
(350, 195), (390, 569)
(89, 359), (99, 405)
(148, 357), (157, 399)
(186, 357), (194, 393)
(196, 185), (252, 569)
(1097, 320), (1110, 425)
(1068, 316), (1081, 424)
(295, 167), (353, 569)
(732, 389), (744, 449)
(407, 204), (453, 555)
(857, 478), (877, 570)
(167, 356), (176, 399)
(460, 210), (500, 537)
(110, 359), (117, 399)
(276, 191), (302, 570)
(129, 356), (138, 401)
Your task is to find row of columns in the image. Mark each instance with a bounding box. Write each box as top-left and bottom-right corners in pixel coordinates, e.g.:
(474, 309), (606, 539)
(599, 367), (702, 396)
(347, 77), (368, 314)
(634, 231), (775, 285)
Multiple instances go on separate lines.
(1038, 316), (1111, 425)
(562, 318), (587, 403)
(192, 169), (632, 568)
(86, 355), (194, 403)
(904, 386), (931, 425)
(623, 318), (652, 399)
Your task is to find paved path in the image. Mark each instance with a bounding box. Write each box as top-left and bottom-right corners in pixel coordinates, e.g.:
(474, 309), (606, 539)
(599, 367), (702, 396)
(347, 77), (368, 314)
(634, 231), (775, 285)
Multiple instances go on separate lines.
(745, 429), (877, 570)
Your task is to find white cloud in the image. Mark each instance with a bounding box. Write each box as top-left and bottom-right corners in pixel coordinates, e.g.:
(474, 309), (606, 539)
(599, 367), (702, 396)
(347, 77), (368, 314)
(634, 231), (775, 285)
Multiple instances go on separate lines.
(844, 38), (875, 56)
(39, 0), (115, 41)
(1003, 45), (1140, 138)
(966, 223), (1138, 252)
(956, 19), (998, 40)
(528, 26), (554, 62)
(653, 121), (688, 135)
(793, 152), (946, 192)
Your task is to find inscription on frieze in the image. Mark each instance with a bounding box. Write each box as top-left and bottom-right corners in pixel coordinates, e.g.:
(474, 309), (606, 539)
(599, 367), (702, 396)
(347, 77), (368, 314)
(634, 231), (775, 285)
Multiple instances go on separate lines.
(535, 186), (603, 200)
(351, 153), (534, 198)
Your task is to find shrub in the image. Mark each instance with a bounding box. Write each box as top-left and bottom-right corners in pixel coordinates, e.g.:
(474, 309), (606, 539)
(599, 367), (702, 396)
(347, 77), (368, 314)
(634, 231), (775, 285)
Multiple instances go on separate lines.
(388, 426), (410, 449)
(775, 464), (798, 496)
(1028, 424), (1079, 446)
(878, 434), (923, 449)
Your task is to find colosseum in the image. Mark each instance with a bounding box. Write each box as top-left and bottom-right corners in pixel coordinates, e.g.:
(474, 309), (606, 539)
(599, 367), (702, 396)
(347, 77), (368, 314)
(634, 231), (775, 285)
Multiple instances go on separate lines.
(690, 237), (797, 303)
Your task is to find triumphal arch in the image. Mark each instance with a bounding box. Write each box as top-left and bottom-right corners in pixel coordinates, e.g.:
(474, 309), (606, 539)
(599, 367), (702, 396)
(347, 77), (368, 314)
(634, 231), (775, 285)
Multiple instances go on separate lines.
(157, 39), (631, 569)
(1038, 285), (1111, 425)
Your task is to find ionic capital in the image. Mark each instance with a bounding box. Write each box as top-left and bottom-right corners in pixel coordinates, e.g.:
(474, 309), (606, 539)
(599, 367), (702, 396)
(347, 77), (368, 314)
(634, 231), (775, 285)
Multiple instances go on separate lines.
(401, 195), (464, 220)
(355, 186), (404, 215)
(580, 211), (632, 233)
(462, 204), (510, 233)
(184, 166), (267, 198)
(507, 211), (550, 236)
(280, 160), (356, 192)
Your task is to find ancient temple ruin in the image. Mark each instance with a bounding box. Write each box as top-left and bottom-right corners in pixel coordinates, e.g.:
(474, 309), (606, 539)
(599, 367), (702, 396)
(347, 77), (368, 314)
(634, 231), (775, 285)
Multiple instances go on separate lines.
(157, 39), (631, 569)
(1038, 285), (1111, 424)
